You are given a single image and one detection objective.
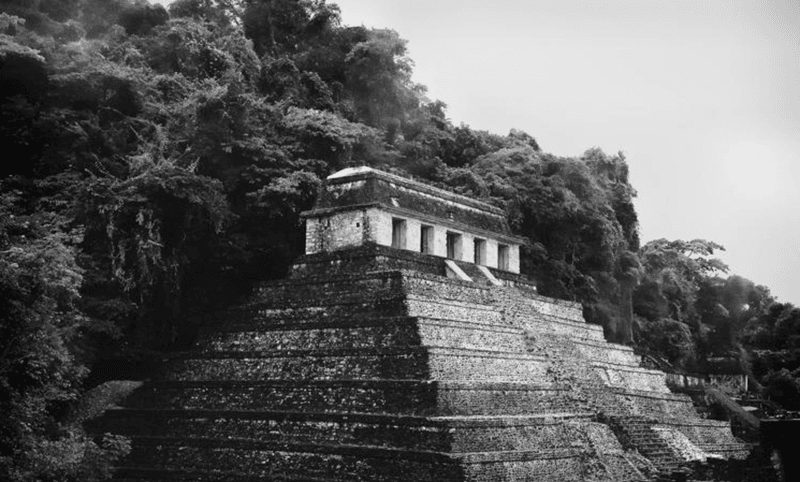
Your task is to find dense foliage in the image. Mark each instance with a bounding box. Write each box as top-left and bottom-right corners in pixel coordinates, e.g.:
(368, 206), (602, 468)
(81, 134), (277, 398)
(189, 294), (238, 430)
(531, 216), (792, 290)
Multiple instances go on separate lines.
(0, 0), (797, 479)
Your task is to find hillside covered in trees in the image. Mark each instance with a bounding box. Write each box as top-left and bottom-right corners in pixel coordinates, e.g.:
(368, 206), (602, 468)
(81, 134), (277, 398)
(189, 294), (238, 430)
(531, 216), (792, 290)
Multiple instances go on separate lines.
(1, 1), (798, 480)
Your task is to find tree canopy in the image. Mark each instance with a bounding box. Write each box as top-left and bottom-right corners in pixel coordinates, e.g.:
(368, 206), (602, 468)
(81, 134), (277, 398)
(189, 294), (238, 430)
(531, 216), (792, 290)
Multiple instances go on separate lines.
(0, 1), (797, 478)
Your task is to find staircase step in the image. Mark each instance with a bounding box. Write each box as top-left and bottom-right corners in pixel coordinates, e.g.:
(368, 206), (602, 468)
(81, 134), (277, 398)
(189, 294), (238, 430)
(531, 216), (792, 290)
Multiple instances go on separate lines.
(97, 409), (596, 453)
(120, 380), (579, 416)
(162, 347), (549, 382)
(113, 467), (337, 482)
(198, 317), (527, 353)
(213, 300), (409, 330)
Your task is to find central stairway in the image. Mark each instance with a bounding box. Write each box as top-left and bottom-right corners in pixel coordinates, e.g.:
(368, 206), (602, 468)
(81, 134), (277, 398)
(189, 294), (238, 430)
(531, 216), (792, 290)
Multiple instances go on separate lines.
(95, 245), (751, 481)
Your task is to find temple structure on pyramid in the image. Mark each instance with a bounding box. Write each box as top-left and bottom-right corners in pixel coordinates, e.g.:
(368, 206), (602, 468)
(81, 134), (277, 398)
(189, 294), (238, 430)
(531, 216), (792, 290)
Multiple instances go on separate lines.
(97, 167), (754, 481)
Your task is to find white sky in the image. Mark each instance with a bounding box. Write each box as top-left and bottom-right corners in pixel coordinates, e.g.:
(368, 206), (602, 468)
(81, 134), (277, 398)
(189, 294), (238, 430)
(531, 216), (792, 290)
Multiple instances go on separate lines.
(155, 0), (800, 305)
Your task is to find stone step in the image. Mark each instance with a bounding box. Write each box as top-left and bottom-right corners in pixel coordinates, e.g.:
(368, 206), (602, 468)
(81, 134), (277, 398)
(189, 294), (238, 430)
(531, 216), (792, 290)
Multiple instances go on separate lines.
(95, 409), (595, 453)
(162, 347), (550, 382)
(197, 317), (527, 354)
(403, 296), (504, 325)
(288, 245), (447, 280)
(242, 272), (424, 310)
(221, 294), (506, 330)
(607, 388), (700, 420)
(254, 271), (406, 297)
(120, 380), (579, 416)
(249, 271), (511, 311)
(696, 442), (752, 458)
(491, 287), (585, 322)
(655, 419), (746, 448)
(117, 439), (587, 482)
(521, 312), (607, 342)
(572, 340), (642, 366)
(117, 442), (464, 482)
(318, 273), (592, 330)
(208, 300), (409, 331)
(592, 362), (669, 393)
(114, 467), (336, 482)
(223, 273), (603, 345)
(400, 274), (497, 306)
(612, 425), (685, 471)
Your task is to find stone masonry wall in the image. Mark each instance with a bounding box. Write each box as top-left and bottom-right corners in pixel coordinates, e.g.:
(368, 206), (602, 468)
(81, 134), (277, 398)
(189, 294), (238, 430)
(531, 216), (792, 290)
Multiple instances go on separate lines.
(364, 208), (521, 272)
(305, 210), (366, 254)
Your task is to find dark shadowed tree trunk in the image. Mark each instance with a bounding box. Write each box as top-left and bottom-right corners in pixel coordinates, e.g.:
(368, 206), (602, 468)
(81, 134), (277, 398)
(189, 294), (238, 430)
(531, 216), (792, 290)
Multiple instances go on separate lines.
(617, 251), (642, 345)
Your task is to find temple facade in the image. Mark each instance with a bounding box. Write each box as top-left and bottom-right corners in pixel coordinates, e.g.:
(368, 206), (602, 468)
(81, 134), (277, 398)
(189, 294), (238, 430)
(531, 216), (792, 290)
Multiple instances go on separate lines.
(302, 167), (524, 273)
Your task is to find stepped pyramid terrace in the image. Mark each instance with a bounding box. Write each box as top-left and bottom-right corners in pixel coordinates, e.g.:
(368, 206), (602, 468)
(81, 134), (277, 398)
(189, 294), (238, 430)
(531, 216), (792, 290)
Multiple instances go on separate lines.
(95, 166), (757, 481)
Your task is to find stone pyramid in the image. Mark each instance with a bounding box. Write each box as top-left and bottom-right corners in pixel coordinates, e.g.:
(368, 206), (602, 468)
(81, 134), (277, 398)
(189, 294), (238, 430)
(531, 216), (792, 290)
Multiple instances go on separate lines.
(96, 168), (751, 481)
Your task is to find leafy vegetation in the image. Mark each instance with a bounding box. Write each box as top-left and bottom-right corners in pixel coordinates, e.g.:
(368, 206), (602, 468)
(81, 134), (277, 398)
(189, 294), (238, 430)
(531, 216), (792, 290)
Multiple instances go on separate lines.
(0, 0), (797, 479)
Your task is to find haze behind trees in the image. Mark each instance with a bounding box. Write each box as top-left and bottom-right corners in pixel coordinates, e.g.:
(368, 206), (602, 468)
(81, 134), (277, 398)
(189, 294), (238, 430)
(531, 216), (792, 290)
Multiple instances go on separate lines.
(331, 0), (800, 309)
(1, 1), (799, 480)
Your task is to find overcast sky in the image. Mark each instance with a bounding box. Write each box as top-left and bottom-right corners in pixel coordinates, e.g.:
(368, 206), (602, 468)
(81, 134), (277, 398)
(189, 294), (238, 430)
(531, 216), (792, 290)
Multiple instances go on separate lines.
(156, 0), (800, 305)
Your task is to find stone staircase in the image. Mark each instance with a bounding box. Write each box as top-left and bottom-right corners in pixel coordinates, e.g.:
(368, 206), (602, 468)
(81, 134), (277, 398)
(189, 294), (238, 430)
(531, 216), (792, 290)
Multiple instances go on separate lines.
(452, 260), (494, 286)
(92, 246), (752, 481)
(605, 415), (683, 473)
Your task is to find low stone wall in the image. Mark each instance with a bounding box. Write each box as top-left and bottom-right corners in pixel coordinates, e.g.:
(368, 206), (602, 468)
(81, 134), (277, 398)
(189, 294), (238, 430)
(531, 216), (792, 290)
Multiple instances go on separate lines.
(199, 317), (424, 352)
(426, 348), (549, 381)
(491, 286), (584, 322)
(121, 380), (589, 417)
(609, 388), (700, 419)
(217, 300), (408, 330)
(200, 317), (528, 353)
(402, 273), (495, 305)
(165, 348), (550, 383)
(405, 297), (504, 325)
(123, 380), (440, 414)
(574, 339), (641, 367)
(104, 411), (602, 455)
(655, 417), (746, 449)
(461, 451), (585, 482)
(416, 318), (527, 352)
(593, 362), (669, 393)
(523, 314), (606, 342)
(252, 271), (408, 308)
(122, 441), (467, 482)
(435, 382), (580, 416)
(164, 349), (432, 381)
(291, 243), (447, 279)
